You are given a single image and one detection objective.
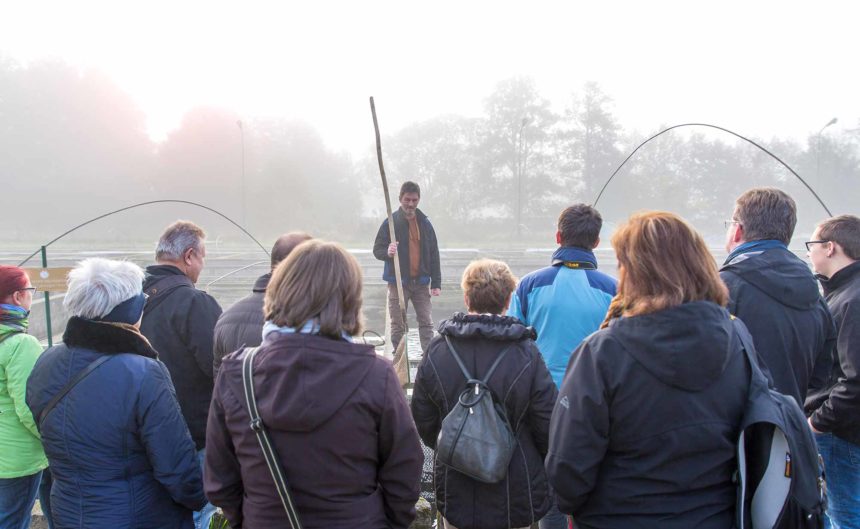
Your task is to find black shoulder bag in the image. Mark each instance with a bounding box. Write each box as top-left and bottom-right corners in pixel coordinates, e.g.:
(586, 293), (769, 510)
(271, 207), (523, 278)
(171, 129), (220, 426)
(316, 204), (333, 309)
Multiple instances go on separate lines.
(242, 347), (303, 529)
(435, 336), (516, 483)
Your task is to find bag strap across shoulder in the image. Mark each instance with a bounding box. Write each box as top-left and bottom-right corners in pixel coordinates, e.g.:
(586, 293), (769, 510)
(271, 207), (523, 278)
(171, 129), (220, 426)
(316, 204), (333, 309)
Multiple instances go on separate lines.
(731, 317), (770, 391)
(242, 347), (303, 529)
(444, 335), (514, 386)
(39, 355), (114, 427)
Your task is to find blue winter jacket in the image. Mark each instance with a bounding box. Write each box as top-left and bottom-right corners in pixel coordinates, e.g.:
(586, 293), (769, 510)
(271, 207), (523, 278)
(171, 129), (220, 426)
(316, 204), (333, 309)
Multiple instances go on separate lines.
(507, 247), (616, 387)
(26, 317), (205, 529)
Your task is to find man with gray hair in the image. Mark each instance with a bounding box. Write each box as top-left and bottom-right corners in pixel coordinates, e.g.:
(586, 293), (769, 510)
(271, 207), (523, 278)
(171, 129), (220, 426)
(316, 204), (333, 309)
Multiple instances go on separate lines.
(212, 231), (312, 375)
(140, 220), (222, 529)
(721, 187), (835, 406)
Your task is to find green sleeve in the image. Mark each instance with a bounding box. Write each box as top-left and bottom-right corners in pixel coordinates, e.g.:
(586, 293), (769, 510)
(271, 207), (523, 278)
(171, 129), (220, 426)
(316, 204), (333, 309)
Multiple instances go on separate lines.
(6, 335), (43, 438)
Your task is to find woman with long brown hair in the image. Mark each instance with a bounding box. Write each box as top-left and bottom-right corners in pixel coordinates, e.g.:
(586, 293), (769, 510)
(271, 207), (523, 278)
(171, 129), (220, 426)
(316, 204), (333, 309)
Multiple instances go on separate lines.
(545, 211), (751, 529)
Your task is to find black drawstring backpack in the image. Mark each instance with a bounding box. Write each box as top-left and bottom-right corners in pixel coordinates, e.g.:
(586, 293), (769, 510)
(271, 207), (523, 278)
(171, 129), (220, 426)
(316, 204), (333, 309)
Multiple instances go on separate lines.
(435, 336), (516, 484)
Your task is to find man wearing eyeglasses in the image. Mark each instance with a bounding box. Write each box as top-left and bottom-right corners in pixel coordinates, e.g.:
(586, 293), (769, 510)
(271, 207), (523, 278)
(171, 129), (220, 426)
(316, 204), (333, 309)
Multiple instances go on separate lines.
(805, 215), (860, 529)
(140, 220), (222, 529)
(721, 187), (835, 407)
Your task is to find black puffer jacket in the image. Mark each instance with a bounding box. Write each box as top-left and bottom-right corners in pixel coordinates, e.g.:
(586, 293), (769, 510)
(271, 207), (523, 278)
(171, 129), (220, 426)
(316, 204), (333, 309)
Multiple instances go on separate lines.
(806, 261), (860, 445)
(547, 302), (750, 529)
(141, 265), (222, 449)
(721, 247), (836, 405)
(411, 313), (557, 529)
(212, 273), (269, 376)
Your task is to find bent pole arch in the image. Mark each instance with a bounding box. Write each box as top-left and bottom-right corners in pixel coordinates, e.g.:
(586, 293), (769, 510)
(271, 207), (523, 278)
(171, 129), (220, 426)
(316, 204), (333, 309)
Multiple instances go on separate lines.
(590, 123), (833, 217)
(17, 199), (270, 267)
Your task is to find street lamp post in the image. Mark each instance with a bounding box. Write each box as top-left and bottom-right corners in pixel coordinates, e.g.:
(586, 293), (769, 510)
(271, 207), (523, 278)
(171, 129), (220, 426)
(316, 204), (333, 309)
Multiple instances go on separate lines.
(816, 117), (837, 185)
(237, 120), (246, 227)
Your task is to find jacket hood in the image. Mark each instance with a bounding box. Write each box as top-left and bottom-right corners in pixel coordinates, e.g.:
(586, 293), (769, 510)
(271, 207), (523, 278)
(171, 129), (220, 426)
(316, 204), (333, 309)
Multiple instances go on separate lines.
(437, 312), (537, 342)
(722, 247), (820, 309)
(222, 333), (378, 432)
(608, 301), (733, 392)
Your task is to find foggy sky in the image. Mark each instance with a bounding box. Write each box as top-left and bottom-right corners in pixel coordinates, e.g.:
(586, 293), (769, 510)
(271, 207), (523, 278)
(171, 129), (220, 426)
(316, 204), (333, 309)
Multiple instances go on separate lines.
(1, 0), (858, 157)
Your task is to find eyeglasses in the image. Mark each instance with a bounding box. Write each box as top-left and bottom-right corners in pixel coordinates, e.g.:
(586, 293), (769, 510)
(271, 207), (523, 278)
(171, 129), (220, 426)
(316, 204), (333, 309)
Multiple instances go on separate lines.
(724, 219), (741, 229)
(18, 287), (37, 294)
(805, 240), (830, 251)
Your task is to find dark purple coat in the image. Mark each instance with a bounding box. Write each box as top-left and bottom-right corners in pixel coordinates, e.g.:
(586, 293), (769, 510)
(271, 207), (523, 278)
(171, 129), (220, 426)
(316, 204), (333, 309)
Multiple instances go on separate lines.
(204, 332), (423, 529)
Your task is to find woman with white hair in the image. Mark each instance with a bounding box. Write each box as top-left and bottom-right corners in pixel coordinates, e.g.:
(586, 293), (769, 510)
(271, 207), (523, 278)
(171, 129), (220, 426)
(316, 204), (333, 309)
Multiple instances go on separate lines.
(26, 258), (205, 529)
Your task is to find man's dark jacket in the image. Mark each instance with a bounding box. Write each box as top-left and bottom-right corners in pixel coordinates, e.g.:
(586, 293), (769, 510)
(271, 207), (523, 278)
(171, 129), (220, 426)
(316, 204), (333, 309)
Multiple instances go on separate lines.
(546, 302), (750, 529)
(141, 265), (222, 449)
(720, 247), (835, 406)
(212, 273), (269, 376)
(205, 332), (423, 529)
(26, 317), (205, 528)
(373, 208), (441, 289)
(411, 313), (557, 529)
(806, 261), (860, 445)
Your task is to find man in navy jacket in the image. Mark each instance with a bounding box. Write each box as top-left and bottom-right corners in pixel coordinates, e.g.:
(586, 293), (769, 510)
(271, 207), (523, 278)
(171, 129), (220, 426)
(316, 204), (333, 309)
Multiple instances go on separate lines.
(721, 187), (835, 406)
(373, 181), (441, 354)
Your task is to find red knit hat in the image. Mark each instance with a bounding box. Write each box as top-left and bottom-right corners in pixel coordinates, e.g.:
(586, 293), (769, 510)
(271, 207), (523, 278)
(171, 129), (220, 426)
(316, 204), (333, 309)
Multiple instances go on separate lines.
(0, 265), (29, 299)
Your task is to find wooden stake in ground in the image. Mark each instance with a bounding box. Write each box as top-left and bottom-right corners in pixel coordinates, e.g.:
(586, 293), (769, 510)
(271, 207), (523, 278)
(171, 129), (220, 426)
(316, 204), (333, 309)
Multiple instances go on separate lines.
(370, 97), (411, 387)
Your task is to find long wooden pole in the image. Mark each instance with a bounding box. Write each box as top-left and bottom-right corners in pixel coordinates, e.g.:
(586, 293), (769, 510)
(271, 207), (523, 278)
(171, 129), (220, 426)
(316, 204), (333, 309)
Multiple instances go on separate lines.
(370, 97), (411, 385)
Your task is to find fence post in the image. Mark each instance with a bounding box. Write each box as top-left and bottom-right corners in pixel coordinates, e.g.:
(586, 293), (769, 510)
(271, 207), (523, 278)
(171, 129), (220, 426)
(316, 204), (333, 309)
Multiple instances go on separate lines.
(40, 246), (53, 347)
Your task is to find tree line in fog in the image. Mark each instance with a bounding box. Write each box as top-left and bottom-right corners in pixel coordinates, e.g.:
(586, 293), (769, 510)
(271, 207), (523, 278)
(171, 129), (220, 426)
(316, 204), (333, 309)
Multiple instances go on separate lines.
(3, 57), (857, 246)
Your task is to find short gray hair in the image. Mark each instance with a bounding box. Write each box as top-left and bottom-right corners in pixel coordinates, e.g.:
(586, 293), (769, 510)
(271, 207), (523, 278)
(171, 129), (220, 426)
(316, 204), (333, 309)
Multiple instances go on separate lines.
(64, 258), (144, 319)
(156, 220), (206, 261)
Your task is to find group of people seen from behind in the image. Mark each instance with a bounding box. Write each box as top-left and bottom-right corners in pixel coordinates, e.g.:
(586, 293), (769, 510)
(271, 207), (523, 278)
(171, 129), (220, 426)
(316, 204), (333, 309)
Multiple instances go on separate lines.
(0, 184), (858, 529)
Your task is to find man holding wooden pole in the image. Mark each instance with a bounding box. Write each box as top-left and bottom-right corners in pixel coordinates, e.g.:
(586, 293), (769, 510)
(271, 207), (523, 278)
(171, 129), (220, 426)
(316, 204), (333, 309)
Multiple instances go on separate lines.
(373, 181), (442, 355)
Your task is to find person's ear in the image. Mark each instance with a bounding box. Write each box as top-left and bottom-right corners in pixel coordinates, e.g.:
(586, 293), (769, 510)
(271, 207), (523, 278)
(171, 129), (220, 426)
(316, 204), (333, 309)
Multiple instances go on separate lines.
(463, 292), (470, 311)
(556, 231), (562, 245)
(733, 223), (744, 244)
(184, 247), (195, 265)
(593, 236), (601, 250)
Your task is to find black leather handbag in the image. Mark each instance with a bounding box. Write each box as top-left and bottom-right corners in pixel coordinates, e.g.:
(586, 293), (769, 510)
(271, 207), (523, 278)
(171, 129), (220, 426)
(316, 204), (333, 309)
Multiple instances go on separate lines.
(435, 336), (516, 484)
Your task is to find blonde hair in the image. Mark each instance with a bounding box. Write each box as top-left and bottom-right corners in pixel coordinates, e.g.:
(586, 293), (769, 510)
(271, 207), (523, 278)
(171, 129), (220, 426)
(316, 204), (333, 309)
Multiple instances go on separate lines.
(461, 259), (517, 315)
(264, 240), (364, 337)
(602, 211), (727, 327)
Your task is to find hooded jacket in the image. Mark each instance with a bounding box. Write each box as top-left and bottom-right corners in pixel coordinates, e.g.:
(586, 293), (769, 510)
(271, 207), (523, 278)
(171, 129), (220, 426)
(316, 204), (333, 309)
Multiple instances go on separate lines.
(806, 261), (860, 445)
(140, 265), (222, 449)
(373, 208), (441, 289)
(0, 327), (47, 478)
(721, 247), (835, 405)
(546, 302), (750, 529)
(212, 273), (269, 376)
(204, 332), (424, 529)
(411, 313), (557, 529)
(25, 317), (205, 529)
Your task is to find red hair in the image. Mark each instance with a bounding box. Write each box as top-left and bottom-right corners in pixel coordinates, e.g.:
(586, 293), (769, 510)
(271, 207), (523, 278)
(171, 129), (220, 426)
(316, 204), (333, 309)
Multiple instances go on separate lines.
(0, 265), (29, 299)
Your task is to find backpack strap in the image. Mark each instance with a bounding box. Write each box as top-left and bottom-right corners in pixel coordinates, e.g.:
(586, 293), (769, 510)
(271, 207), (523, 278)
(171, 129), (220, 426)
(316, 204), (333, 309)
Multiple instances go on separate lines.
(39, 355), (115, 427)
(731, 317), (770, 390)
(242, 347), (303, 529)
(444, 335), (514, 385)
(143, 274), (193, 315)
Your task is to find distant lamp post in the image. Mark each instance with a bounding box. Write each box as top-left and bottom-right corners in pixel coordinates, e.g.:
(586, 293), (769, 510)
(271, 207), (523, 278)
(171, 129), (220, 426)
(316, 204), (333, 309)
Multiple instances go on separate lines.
(816, 117), (837, 184)
(516, 117), (529, 239)
(237, 120), (246, 227)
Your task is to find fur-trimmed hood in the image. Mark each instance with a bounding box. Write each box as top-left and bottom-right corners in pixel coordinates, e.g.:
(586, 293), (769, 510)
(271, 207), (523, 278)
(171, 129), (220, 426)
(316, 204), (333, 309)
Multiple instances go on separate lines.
(62, 316), (158, 358)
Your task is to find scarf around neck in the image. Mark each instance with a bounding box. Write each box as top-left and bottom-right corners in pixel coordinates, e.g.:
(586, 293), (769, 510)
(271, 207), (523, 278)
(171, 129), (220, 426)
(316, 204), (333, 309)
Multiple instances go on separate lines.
(262, 318), (353, 342)
(0, 303), (29, 338)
